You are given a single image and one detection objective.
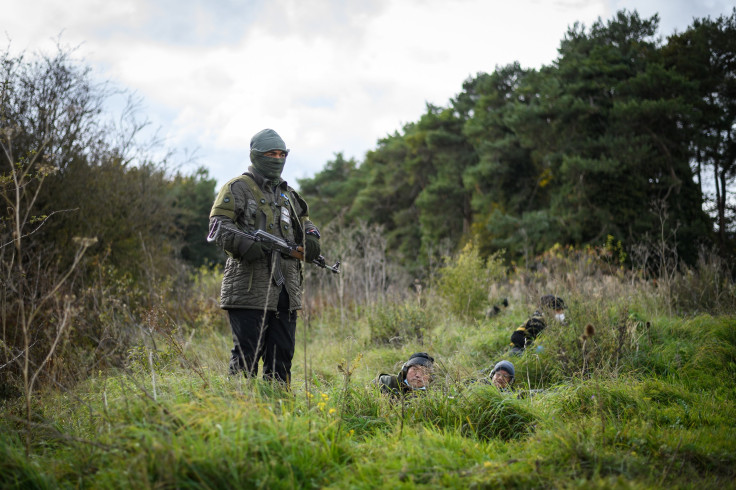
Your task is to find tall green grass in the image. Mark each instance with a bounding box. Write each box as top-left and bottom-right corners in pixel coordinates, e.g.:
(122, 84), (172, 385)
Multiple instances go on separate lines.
(1, 249), (735, 488)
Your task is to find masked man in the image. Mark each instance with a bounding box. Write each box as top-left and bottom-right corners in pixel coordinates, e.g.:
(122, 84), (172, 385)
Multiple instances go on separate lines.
(209, 129), (321, 385)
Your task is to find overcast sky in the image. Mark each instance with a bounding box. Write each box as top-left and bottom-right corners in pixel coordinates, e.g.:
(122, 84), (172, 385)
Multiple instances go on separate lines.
(3, 0), (732, 189)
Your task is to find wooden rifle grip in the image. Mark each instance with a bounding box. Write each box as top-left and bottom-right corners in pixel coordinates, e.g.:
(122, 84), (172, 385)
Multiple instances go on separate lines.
(291, 245), (305, 261)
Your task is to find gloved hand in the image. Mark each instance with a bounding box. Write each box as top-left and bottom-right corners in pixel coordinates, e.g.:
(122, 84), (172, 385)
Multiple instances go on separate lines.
(240, 241), (265, 263)
(305, 233), (321, 263)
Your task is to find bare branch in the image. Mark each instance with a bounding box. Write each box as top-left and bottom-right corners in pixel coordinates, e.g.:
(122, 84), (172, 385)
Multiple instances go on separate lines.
(0, 208), (79, 249)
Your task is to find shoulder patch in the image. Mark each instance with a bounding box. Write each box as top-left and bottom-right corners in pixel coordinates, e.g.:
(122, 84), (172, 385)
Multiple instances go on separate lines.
(210, 181), (237, 220)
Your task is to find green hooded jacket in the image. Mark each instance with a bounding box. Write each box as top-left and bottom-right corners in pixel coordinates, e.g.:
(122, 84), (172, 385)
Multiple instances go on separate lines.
(209, 167), (316, 311)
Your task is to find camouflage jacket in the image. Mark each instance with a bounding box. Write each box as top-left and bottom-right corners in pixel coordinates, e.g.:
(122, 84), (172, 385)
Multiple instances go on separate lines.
(510, 310), (546, 349)
(374, 372), (428, 399)
(209, 167), (317, 311)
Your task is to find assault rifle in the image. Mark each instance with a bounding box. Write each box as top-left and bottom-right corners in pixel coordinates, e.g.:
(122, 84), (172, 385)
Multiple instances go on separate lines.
(207, 220), (340, 274)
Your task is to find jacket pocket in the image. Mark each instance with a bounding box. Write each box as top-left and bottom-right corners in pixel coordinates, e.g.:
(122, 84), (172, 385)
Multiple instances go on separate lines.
(244, 199), (258, 228)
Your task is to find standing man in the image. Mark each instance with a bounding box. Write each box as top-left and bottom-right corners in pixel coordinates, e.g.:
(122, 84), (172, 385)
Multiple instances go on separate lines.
(209, 129), (321, 385)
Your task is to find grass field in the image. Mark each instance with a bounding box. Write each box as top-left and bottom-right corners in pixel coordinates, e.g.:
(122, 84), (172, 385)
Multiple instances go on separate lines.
(2, 250), (735, 489)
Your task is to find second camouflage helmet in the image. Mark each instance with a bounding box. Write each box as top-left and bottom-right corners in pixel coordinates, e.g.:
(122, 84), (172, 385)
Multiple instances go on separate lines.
(540, 295), (566, 310)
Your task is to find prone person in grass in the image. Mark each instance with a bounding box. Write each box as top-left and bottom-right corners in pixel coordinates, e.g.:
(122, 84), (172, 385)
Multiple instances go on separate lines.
(509, 294), (567, 355)
(487, 360), (515, 391)
(467, 359), (516, 391)
(374, 352), (434, 398)
(479, 360), (549, 398)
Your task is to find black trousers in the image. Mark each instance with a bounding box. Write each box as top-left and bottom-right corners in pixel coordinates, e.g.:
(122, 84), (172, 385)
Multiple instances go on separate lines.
(227, 287), (297, 383)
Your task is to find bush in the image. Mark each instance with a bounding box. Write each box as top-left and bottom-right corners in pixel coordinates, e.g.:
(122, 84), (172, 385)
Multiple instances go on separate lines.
(455, 386), (537, 441)
(517, 299), (649, 384)
(408, 387), (537, 442)
(669, 248), (736, 315)
(435, 243), (506, 319)
(555, 381), (641, 421)
(368, 301), (432, 345)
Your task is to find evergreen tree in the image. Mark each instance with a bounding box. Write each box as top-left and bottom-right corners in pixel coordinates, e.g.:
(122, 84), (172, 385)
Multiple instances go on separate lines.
(169, 167), (221, 267)
(461, 65), (560, 258)
(518, 11), (709, 263)
(296, 152), (365, 228)
(350, 129), (423, 263)
(665, 9), (736, 255)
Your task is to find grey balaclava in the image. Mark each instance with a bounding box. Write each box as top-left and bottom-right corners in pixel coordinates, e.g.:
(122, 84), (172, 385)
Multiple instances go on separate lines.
(249, 129), (289, 179)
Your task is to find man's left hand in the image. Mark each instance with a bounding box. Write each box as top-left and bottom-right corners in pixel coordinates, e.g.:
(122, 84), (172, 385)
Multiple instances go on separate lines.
(305, 234), (320, 262)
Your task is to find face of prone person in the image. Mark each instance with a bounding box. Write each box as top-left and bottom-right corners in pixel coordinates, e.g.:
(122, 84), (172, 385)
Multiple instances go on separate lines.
(492, 369), (512, 389)
(554, 308), (565, 322)
(406, 365), (431, 389)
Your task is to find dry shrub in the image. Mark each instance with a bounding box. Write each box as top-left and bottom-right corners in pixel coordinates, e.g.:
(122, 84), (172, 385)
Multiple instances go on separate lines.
(668, 247), (736, 315)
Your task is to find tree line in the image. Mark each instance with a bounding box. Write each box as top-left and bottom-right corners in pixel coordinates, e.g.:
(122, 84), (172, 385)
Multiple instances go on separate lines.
(297, 10), (736, 275)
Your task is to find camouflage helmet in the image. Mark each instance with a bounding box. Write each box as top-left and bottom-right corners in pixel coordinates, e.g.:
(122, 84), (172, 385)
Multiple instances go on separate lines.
(404, 352), (434, 369)
(400, 352), (434, 377)
(398, 352), (435, 388)
(540, 295), (566, 310)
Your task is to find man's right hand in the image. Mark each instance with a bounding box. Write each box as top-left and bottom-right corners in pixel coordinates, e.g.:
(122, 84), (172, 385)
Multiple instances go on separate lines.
(240, 241), (265, 263)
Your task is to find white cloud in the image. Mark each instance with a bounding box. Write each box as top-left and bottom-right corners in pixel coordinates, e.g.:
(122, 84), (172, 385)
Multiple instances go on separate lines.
(3, 0), (732, 187)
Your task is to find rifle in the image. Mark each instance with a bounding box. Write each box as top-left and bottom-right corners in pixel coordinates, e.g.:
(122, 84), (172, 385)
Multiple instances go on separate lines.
(207, 220), (340, 274)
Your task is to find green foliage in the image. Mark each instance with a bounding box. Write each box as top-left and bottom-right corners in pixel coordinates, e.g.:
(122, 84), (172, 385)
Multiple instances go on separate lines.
(515, 299), (651, 384)
(1, 226), (733, 489)
(2, 9), (736, 488)
(126, 343), (180, 373)
(604, 234), (627, 266)
(367, 301), (432, 346)
(293, 9), (732, 268)
(296, 153), (366, 227)
(664, 9), (736, 254)
(0, 296), (735, 488)
(435, 242), (505, 319)
(0, 432), (53, 489)
(555, 381), (641, 420)
(453, 386), (536, 441)
(168, 167), (222, 267)
(0, 46), (225, 389)
(669, 248), (736, 314)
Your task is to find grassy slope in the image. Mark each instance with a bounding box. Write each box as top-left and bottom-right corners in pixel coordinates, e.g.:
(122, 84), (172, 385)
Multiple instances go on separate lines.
(2, 280), (735, 489)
